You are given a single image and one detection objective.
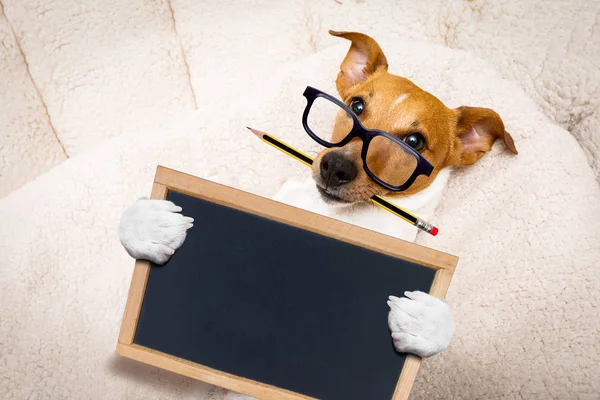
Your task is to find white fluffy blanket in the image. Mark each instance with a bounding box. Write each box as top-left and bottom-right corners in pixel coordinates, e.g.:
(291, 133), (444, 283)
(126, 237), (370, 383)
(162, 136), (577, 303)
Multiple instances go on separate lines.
(1, 0), (599, 197)
(1, 32), (599, 400)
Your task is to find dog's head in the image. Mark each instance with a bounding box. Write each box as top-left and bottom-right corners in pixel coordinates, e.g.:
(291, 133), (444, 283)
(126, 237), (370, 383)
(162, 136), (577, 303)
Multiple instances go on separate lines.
(312, 31), (518, 203)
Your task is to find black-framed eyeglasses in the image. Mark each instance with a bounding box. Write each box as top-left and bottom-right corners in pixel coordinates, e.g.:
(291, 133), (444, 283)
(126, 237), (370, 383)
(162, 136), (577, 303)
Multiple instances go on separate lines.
(301, 86), (434, 192)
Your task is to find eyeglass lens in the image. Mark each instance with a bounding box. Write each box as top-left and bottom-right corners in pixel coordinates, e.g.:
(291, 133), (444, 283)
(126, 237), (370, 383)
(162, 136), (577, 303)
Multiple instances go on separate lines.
(306, 95), (419, 188)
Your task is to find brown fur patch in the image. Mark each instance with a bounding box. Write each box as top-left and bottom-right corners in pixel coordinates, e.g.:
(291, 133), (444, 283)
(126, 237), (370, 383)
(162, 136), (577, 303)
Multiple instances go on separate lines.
(312, 31), (518, 202)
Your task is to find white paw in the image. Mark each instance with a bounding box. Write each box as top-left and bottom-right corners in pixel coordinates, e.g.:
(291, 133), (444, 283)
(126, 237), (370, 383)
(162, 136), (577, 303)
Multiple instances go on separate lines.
(118, 197), (194, 265)
(387, 291), (454, 358)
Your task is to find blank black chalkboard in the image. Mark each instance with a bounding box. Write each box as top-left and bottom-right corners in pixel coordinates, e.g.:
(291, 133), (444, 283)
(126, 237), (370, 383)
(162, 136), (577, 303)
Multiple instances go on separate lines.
(116, 166), (458, 400)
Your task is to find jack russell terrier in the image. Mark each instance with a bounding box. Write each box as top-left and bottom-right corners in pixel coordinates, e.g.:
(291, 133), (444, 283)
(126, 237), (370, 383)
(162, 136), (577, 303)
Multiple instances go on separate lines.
(119, 30), (517, 382)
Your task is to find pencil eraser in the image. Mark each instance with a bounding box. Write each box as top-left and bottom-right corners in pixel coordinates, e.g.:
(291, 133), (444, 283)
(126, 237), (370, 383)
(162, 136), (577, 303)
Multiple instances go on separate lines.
(430, 227), (439, 236)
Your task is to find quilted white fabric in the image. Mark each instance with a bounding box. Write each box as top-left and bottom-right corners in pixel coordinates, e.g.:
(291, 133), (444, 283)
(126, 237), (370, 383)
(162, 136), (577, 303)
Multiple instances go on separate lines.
(1, 0), (599, 196)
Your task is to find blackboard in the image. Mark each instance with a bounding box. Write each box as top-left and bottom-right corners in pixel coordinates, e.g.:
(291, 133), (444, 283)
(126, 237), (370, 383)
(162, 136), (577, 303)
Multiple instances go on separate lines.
(117, 166), (458, 400)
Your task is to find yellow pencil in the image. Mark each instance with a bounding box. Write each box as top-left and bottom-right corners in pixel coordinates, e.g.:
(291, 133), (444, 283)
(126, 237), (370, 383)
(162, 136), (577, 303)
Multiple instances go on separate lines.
(247, 127), (439, 236)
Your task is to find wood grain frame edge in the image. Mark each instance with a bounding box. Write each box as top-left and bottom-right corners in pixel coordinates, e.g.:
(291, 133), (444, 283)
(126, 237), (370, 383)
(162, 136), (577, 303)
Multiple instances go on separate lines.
(115, 343), (316, 399)
(154, 166), (459, 271)
(117, 177), (168, 345)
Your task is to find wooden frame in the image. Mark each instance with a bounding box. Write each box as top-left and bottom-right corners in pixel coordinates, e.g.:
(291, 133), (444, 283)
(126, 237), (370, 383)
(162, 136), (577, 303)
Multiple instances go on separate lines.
(116, 165), (458, 400)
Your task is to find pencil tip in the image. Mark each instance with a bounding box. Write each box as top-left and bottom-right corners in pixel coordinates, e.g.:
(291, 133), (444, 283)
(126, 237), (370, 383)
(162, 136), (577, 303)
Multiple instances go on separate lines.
(246, 126), (265, 139)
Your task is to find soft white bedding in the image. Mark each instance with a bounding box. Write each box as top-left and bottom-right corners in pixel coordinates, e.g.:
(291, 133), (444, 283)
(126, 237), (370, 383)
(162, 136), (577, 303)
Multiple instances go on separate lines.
(1, 0), (599, 197)
(1, 35), (598, 399)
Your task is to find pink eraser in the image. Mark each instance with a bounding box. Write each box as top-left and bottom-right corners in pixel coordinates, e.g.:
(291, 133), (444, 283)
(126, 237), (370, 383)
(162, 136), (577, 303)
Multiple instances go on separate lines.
(430, 227), (439, 236)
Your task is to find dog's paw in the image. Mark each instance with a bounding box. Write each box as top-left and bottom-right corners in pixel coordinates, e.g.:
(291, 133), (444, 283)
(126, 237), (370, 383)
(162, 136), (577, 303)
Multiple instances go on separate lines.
(118, 197), (194, 265)
(387, 291), (454, 358)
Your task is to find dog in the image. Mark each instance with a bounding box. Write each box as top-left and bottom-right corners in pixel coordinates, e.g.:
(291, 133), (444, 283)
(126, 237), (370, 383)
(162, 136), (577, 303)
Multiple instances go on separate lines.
(119, 31), (517, 396)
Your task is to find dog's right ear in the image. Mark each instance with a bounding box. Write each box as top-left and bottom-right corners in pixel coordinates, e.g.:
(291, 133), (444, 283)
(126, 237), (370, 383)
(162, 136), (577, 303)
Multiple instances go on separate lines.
(329, 30), (388, 98)
(453, 106), (518, 166)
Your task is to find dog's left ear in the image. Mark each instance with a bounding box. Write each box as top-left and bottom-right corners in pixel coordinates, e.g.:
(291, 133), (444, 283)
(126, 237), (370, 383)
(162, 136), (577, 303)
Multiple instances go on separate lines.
(329, 30), (388, 98)
(454, 106), (518, 166)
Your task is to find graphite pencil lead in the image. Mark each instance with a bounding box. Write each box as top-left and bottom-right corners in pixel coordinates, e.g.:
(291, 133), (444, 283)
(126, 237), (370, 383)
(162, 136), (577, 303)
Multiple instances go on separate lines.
(246, 127), (266, 139)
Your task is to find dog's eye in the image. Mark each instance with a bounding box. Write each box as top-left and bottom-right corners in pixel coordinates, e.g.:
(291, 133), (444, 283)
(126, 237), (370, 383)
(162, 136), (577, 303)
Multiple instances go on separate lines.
(404, 132), (426, 152)
(349, 98), (365, 116)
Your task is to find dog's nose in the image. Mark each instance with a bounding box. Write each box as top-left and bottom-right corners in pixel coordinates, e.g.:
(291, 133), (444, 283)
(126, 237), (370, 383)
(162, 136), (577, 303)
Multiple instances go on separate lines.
(320, 152), (358, 187)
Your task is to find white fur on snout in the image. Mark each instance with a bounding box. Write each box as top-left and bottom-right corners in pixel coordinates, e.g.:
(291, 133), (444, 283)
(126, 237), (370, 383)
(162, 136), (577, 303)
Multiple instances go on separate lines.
(118, 197), (193, 265)
(387, 290), (454, 358)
